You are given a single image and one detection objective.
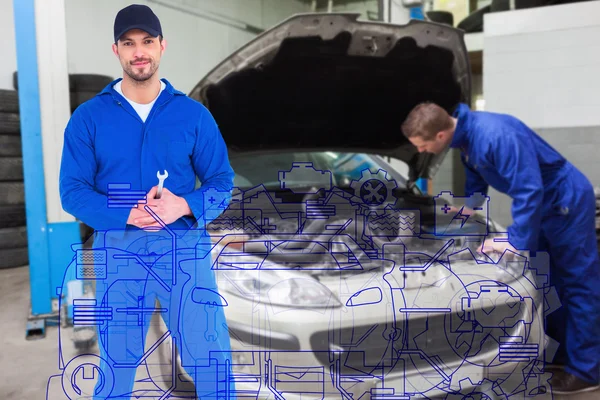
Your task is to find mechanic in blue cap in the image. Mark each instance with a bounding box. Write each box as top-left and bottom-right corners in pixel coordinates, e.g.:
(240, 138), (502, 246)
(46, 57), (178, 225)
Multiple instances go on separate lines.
(59, 4), (235, 399)
(401, 101), (600, 395)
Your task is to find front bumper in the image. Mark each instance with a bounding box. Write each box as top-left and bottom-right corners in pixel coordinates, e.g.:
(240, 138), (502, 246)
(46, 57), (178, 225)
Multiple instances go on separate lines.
(221, 265), (548, 399)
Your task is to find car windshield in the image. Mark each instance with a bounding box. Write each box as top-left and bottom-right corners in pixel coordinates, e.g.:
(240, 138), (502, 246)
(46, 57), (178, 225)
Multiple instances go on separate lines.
(229, 151), (409, 190)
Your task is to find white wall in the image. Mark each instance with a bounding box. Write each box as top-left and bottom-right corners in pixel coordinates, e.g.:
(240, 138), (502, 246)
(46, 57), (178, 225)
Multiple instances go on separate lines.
(484, 1), (600, 129)
(0, 0), (17, 89)
(482, 1), (600, 227)
(64, 0), (309, 93)
(0, 0), (309, 92)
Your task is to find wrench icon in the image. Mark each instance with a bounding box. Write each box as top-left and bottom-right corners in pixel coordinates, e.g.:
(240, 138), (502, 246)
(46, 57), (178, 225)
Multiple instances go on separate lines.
(156, 170), (168, 199)
(204, 303), (218, 342)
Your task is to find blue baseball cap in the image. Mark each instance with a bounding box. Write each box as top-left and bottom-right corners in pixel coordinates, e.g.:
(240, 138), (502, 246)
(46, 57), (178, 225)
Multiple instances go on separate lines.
(114, 4), (163, 43)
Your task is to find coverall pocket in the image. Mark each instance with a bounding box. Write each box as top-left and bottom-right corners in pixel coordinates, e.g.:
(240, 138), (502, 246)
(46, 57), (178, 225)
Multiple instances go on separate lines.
(167, 141), (195, 188)
(167, 141), (193, 168)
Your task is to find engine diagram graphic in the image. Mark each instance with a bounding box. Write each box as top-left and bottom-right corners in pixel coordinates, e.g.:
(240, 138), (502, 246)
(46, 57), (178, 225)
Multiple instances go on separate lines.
(47, 161), (561, 400)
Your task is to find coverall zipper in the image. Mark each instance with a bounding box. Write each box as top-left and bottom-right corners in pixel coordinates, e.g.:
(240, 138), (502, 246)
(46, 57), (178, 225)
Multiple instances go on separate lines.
(114, 94), (172, 189)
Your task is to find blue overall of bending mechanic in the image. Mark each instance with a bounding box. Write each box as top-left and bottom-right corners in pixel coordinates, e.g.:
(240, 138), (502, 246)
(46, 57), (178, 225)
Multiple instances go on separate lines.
(59, 5), (235, 399)
(401, 102), (600, 395)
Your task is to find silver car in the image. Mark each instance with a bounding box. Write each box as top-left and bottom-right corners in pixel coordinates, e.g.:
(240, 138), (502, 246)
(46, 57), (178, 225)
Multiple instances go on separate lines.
(181, 12), (554, 399)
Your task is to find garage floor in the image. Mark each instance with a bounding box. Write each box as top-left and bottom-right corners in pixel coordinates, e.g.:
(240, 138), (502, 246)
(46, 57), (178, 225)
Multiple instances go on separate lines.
(1, 266), (599, 400)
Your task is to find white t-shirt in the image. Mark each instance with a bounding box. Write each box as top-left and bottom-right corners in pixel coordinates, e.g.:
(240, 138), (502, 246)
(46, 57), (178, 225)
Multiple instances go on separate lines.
(114, 80), (166, 123)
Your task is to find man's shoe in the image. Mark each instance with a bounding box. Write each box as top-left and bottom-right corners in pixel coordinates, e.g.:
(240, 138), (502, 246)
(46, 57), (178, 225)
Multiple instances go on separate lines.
(550, 370), (600, 395)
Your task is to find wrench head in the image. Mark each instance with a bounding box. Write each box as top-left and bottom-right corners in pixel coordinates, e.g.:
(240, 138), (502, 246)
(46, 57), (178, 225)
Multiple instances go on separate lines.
(156, 170), (169, 179)
(204, 333), (218, 342)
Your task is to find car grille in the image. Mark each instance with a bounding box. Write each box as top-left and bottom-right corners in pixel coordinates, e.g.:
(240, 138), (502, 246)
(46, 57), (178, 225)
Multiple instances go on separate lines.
(310, 302), (524, 373)
(310, 323), (401, 373)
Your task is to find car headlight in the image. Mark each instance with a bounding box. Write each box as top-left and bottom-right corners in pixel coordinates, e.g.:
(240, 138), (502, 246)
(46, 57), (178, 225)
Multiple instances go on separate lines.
(218, 269), (342, 308)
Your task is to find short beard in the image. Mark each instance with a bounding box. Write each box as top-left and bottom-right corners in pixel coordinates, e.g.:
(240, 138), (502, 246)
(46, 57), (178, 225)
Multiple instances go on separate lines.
(122, 59), (159, 84)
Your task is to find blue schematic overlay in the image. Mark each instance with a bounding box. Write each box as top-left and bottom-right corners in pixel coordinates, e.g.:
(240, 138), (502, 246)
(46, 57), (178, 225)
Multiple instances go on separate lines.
(47, 161), (562, 399)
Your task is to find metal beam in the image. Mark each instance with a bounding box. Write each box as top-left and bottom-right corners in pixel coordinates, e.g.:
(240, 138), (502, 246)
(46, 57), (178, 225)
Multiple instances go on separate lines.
(13, 0), (52, 315)
(13, 0), (81, 317)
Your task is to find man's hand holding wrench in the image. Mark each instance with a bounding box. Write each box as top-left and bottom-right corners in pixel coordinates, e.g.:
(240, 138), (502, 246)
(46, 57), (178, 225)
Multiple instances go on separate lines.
(128, 169), (193, 228)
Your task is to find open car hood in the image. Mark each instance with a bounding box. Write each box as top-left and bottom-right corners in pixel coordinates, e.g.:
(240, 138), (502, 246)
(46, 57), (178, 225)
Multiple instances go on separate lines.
(189, 13), (471, 182)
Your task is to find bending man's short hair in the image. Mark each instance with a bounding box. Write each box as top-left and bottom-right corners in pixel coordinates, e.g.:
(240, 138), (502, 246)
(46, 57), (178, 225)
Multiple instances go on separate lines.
(401, 102), (453, 140)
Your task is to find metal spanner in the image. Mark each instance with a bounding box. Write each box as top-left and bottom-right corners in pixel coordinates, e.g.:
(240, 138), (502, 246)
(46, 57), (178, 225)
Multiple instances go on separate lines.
(156, 170), (168, 199)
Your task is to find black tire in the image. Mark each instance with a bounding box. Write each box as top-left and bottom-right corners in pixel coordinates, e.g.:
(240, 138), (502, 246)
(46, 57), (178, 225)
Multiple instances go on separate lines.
(0, 112), (20, 135)
(0, 135), (22, 157)
(80, 223), (95, 241)
(0, 247), (28, 269)
(0, 182), (24, 205)
(0, 226), (27, 249)
(0, 205), (26, 228)
(427, 11), (454, 26)
(70, 91), (99, 111)
(14, 70), (73, 91)
(71, 74), (114, 92)
(491, 0), (551, 11)
(0, 158), (23, 181)
(14, 71), (113, 92)
(0, 89), (19, 113)
(457, 5), (491, 33)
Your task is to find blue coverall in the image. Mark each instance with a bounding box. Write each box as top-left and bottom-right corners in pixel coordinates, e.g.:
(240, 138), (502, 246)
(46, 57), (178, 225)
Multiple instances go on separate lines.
(59, 78), (236, 398)
(450, 103), (600, 384)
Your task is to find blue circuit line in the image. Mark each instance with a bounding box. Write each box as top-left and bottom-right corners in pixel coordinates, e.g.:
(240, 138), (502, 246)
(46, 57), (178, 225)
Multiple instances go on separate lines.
(113, 330), (171, 368)
(113, 254), (171, 292)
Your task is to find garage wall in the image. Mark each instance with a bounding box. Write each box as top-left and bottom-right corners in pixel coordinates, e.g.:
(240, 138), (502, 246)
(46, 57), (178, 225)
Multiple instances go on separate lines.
(0, 0), (309, 92)
(483, 1), (600, 227)
(317, 0), (380, 20)
(64, 0), (309, 92)
(0, 0), (17, 90)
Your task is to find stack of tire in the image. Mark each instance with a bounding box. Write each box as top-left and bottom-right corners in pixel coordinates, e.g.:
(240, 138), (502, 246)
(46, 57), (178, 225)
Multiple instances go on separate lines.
(0, 73), (114, 270)
(13, 72), (114, 113)
(0, 89), (27, 269)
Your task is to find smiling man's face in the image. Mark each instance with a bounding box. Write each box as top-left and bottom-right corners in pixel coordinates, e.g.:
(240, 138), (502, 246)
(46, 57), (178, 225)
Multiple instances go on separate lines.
(112, 29), (165, 82)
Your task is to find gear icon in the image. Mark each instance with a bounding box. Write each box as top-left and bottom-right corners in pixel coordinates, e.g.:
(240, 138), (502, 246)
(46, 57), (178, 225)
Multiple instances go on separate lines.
(350, 168), (397, 214)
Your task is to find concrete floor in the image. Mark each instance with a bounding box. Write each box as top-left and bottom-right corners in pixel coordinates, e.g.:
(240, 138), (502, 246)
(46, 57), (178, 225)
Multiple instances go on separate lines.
(1, 265), (599, 400)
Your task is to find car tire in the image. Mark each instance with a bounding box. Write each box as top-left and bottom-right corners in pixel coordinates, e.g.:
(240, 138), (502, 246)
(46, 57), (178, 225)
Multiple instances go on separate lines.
(0, 247), (28, 269)
(0, 157), (23, 181)
(491, 0), (553, 11)
(0, 205), (26, 228)
(70, 74), (114, 92)
(0, 226), (27, 249)
(14, 71), (113, 92)
(0, 89), (19, 113)
(0, 112), (20, 135)
(70, 91), (100, 112)
(12, 71), (18, 91)
(0, 182), (24, 205)
(0, 135), (22, 157)
(457, 5), (491, 33)
(427, 11), (454, 26)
